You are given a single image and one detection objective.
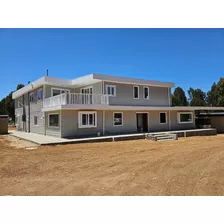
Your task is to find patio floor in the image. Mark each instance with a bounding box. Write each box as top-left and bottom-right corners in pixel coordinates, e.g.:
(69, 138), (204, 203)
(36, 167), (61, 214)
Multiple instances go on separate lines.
(9, 128), (217, 146)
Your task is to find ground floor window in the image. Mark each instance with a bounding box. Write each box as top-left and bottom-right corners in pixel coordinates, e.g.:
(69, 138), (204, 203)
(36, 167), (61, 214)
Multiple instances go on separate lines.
(178, 112), (193, 123)
(78, 111), (97, 128)
(34, 116), (38, 125)
(49, 114), (59, 127)
(160, 112), (167, 124)
(113, 112), (123, 126)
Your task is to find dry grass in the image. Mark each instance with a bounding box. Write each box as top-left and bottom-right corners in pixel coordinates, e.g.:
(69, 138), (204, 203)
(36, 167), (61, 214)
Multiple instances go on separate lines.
(0, 134), (224, 196)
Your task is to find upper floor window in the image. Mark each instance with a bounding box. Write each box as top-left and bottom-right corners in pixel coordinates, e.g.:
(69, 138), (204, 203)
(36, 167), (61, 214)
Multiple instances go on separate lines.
(106, 85), (116, 97)
(143, 87), (149, 100)
(37, 89), (43, 101)
(51, 88), (70, 97)
(29, 92), (34, 103)
(133, 86), (139, 99)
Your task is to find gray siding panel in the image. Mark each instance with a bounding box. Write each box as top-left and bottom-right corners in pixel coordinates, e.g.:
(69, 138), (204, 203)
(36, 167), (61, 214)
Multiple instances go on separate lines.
(104, 82), (170, 106)
(74, 82), (102, 95)
(105, 111), (137, 134)
(61, 110), (103, 138)
(170, 111), (195, 130)
(45, 85), (75, 98)
(15, 86), (45, 134)
(148, 111), (169, 132)
(59, 110), (196, 137)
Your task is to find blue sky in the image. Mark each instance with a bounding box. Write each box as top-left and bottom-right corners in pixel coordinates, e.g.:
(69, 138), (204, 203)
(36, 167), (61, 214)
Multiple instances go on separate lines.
(0, 28), (223, 100)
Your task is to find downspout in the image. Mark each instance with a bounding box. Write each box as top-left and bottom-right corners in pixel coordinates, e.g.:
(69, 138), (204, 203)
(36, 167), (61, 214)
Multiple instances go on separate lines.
(102, 81), (105, 135)
(103, 110), (105, 136)
(28, 91), (30, 133)
(43, 84), (46, 135)
(168, 87), (171, 131)
(22, 94), (25, 131)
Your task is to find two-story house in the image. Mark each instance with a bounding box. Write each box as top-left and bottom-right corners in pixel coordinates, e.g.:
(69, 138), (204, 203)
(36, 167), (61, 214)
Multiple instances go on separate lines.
(12, 73), (205, 138)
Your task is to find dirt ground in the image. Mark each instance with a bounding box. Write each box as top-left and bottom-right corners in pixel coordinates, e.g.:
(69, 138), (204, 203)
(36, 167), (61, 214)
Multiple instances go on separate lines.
(0, 134), (224, 196)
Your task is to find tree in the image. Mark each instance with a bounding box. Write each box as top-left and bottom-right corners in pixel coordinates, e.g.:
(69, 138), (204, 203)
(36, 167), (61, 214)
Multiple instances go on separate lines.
(207, 82), (218, 106)
(0, 84), (24, 121)
(172, 87), (188, 106)
(16, 84), (25, 90)
(216, 77), (224, 106)
(188, 88), (206, 106)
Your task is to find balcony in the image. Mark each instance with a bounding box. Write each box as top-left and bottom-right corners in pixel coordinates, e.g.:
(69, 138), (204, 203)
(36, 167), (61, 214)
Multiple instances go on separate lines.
(43, 93), (109, 108)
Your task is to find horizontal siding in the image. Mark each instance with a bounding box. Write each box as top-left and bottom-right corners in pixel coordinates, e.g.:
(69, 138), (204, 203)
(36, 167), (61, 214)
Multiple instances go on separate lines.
(74, 82), (102, 95)
(61, 110), (103, 138)
(104, 82), (170, 106)
(105, 111), (137, 134)
(45, 85), (75, 98)
(170, 111), (195, 130)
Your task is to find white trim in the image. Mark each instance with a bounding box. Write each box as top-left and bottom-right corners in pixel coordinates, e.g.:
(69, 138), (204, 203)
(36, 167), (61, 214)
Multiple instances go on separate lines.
(93, 74), (175, 88)
(168, 110), (171, 130)
(51, 87), (70, 97)
(12, 74), (175, 99)
(103, 110), (105, 135)
(78, 111), (97, 128)
(133, 86), (139, 99)
(42, 104), (224, 112)
(37, 88), (43, 101)
(159, 112), (167, 124)
(105, 85), (116, 97)
(29, 92), (34, 103)
(177, 112), (193, 124)
(113, 112), (123, 126)
(143, 86), (149, 100)
(48, 113), (60, 128)
(168, 87), (171, 107)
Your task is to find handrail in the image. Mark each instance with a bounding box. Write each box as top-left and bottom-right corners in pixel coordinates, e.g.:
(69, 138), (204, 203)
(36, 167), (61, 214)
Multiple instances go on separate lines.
(44, 93), (109, 107)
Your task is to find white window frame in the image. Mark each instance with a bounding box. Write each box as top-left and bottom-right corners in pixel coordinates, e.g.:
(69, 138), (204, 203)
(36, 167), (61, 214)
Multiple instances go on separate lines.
(159, 112), (167, 124)
(78, 111), (97, 128)
(113, 112), (123, 126)
(17, 99), (21, 108)
(51, 88), (70, 97)
(37, 88), (43, 101)
(29, 92), (34, 103)
(48, 113), (60, 128)
(105, 85), (116, 97)
(178, 112), (193, 124)
(34, 116), (38, 126)
(143, 86), (149, 100)
(133, 86), (139, 99)
(80, 86), (93, 93)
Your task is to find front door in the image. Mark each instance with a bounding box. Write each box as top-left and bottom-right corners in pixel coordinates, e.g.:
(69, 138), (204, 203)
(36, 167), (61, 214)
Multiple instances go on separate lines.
(81, 87), (93, 104)
(136, 113), (148, 132)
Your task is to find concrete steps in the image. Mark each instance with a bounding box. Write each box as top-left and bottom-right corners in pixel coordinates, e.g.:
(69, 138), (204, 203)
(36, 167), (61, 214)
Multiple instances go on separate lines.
(146, 133), (178, 141)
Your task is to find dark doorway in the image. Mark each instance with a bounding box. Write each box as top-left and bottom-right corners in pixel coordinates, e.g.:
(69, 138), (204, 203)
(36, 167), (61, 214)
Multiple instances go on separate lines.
(136, 113), (148, 132)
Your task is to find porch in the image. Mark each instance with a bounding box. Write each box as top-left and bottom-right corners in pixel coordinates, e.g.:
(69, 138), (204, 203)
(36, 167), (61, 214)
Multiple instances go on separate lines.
(43, 93), (109, 108)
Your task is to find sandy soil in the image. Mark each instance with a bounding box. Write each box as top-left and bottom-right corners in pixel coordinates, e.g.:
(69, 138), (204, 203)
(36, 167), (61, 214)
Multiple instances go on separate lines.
(0, 134), (224, 196)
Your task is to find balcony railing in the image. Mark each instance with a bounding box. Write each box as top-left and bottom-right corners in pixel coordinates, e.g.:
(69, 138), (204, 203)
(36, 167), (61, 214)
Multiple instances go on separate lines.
(43, 93), (109, 107)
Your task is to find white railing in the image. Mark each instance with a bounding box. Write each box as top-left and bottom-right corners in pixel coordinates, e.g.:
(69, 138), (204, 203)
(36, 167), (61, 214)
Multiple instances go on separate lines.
(44, 93), (109, 107)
